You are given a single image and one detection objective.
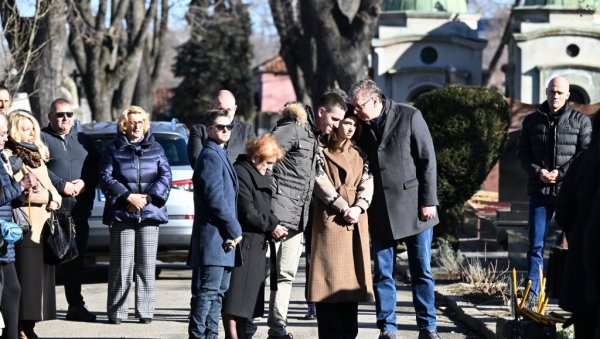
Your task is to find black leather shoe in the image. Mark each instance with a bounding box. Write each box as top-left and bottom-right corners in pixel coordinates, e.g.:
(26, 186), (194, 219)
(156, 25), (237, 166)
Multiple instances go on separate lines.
(418, 329), (441, 339)
(66, 304), (97, 322)
(139, 318), (152, 324)
(108, 318), (122, 324)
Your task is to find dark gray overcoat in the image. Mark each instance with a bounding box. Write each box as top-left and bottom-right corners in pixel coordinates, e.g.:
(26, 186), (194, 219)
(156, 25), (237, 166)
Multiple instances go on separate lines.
(359, 98), (439, 240)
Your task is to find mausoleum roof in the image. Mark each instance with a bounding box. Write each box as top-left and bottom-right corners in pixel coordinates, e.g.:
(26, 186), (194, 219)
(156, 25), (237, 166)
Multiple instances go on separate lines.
(382, 0), (468, 13)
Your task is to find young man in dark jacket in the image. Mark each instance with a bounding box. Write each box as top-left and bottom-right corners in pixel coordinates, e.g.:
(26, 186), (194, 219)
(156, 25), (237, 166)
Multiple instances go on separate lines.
(41, 98), (100, 322)
(267, 94), (346, 339)
(517, 76), (591, 306)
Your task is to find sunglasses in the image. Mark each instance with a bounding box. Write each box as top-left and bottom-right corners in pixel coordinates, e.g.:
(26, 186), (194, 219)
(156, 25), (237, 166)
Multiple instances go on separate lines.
(212, 124), (233, 132)
(54, 112), (74, 118)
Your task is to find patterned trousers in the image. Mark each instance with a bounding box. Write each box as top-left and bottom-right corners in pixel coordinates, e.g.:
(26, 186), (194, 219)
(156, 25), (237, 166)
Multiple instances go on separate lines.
(107, 223), (159, 320)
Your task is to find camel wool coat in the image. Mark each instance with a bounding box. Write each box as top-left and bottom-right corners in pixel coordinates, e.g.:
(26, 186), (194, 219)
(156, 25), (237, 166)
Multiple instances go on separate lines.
(307, 140), (374, 303)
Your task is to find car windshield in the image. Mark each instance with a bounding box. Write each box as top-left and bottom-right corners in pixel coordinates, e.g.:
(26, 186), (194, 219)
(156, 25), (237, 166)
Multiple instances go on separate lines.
(90, 133), (189, 166)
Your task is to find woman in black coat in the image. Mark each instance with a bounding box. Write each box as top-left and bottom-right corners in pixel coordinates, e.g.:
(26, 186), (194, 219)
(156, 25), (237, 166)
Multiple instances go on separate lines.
(555, 113), (600, 338)
(221, 134), (286, 339)
(99, 106), (172, 324)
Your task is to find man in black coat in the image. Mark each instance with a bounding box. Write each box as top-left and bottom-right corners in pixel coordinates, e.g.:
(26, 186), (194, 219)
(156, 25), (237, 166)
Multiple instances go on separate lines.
(42, 98), (100, 322)
(187, 90), (256, 167)
(517, 76), (591, 306)
(349, 80), (440, 339)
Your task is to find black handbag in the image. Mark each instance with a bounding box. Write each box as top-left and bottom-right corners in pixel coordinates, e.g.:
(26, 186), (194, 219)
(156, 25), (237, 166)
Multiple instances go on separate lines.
(43, 211), (79, 265)
(546, 231), (568, 298)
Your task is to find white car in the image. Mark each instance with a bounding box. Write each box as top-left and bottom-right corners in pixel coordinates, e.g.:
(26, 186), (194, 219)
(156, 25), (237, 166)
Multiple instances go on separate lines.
(79, 120), (194, 263)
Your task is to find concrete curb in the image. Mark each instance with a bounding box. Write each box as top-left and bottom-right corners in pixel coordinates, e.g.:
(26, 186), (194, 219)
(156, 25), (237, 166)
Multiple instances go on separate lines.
(397, 259), (502, 339)
(435, 288), (497, 339)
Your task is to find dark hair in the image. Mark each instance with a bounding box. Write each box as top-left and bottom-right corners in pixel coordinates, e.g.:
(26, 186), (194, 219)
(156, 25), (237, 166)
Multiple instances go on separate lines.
(205, 109), (229, 127)
(50, 98), (71, 113)
(326, 112), (361, 151)
(0, 84), (11, 100)
(315, 92), (347, 113)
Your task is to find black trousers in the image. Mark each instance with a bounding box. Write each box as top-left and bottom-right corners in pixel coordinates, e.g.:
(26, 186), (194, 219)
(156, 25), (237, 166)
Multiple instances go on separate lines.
(1, 262), (21, 339)
(574, 309), (597, 339)
(315, 302), (358, 339)
(62, 212), (90, 307)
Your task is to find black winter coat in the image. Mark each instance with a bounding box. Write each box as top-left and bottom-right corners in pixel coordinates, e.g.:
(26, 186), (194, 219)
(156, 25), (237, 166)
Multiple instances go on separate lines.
(42, 126), (100, 214)
(99, 132), (172, 225)
(517, 101), (591, 195)
(555, 124), (600, 314)
(222, 156), (279, 318)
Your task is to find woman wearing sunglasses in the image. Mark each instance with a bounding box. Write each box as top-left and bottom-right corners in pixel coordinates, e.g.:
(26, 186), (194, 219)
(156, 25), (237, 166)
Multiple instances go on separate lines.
(187, 109), (243, 339)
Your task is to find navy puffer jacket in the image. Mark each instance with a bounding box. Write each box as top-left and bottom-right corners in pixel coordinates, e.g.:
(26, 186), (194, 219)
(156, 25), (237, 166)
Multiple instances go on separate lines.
(99, 132), (172, 225)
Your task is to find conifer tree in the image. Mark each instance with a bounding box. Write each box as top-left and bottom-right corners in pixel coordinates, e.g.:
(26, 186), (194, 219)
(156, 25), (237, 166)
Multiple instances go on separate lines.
(172, 0), (254, 125)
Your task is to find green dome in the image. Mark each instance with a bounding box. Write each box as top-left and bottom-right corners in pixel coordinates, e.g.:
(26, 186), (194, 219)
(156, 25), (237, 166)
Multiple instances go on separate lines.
(382, 0), (468, 13)
(523, 0), (599, 9)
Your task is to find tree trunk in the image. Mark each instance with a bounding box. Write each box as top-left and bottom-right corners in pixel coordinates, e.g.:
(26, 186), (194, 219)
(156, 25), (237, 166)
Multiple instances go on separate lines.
(113, 0), (145, 113)
(30, 1), (68, 125)
(269, 0), (379, 105)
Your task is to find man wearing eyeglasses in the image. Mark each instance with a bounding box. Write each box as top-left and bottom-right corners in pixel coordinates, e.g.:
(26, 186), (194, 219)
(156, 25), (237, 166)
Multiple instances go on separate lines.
(349, 80), (440, 339)
(187, 90), (256, 168)
(41, 98), (100, 322)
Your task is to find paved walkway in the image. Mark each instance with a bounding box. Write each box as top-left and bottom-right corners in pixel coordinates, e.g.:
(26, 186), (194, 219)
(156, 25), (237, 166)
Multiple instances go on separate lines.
(35, 255), (478, 338)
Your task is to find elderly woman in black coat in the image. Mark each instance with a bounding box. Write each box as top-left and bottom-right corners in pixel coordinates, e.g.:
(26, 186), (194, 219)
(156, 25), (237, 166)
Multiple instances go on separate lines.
(221, 134), (286, 339)
(555, 113), (600, 338)
(99, 106), (172, 325)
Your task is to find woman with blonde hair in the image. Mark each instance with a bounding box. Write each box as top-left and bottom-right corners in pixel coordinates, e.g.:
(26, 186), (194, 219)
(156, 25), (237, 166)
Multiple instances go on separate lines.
(221, 134), (286, 339)
(4, 109), (62, 339)
(99, 106), (171, 324)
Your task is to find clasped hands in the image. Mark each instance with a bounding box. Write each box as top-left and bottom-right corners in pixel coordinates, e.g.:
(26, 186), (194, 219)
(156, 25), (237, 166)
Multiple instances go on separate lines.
(342, 206), (362, 224)
(127, 193), (149, 213)
(539, 169), (559, 184)
(63, 179), (86, 197)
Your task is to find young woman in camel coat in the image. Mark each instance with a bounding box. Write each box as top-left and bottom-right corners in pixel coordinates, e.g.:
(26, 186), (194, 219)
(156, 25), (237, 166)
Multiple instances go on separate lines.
(308, 111), (374, 339)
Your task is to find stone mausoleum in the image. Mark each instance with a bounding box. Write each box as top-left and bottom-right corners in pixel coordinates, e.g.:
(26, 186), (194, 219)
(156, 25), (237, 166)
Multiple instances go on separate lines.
(505, 0), (600, 105)
(373, 0), (486, 102)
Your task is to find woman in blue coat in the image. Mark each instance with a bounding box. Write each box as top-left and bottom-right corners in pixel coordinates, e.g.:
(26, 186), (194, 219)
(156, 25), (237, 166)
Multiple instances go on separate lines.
(187, 110), (243, 339)
(99, 106), (172, 325)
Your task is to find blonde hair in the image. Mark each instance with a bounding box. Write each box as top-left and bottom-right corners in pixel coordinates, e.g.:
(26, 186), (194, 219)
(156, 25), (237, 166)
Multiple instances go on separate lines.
(118, 105), (150, 135)
(8, 109), (50, 161)
(245, 134), (284, 163)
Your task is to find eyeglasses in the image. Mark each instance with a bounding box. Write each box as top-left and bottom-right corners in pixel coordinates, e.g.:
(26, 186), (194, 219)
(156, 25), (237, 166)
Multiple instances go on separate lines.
(356, 96), (375, 110)
(212, 124), (233, 132)
(54, 112), (74, 118)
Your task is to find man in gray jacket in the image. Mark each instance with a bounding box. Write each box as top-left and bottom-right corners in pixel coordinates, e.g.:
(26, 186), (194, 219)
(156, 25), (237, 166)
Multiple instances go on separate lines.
(349, 79), (440, 339)
(267, 93), (346, 339)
